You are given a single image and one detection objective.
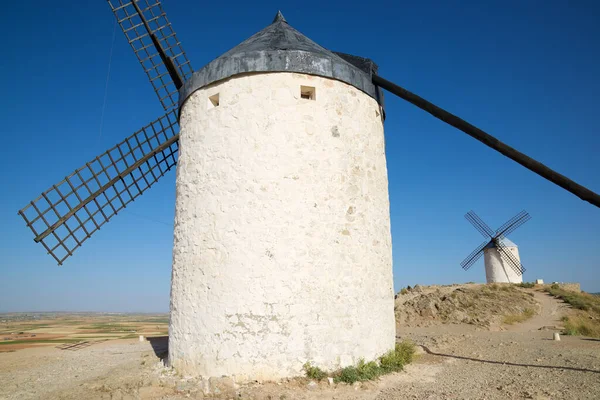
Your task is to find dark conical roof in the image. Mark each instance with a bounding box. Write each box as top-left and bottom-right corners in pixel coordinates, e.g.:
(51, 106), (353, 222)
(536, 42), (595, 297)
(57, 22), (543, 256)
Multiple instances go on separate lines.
(179, 12), (383, 109)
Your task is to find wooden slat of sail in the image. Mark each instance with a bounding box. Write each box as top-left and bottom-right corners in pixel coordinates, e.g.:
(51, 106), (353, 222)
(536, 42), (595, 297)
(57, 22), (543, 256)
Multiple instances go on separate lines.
(18, 112), (179, 265)
(107, 0), (194, 111)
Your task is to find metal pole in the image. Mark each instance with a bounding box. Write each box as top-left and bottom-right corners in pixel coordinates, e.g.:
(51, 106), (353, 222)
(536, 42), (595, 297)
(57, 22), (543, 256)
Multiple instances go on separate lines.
(372, 74), (600, 209)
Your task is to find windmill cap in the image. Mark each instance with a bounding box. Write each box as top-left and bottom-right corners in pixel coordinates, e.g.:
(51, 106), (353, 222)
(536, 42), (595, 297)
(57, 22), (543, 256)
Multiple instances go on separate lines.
(178, 12), (384, 112)
(485, 237), (518, 249)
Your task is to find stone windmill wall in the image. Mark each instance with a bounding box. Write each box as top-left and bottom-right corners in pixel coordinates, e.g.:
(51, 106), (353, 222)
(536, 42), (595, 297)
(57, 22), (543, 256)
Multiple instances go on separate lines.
(168, 13), (395, 380)
(484, 239), (523, 283)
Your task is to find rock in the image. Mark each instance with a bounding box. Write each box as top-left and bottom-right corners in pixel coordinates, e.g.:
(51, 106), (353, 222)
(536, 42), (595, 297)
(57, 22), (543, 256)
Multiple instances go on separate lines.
(416, 298), (437, 318)
(327, 377), (334, 386)
(307, 381), (318, 390)
(413, 284), (423, 293)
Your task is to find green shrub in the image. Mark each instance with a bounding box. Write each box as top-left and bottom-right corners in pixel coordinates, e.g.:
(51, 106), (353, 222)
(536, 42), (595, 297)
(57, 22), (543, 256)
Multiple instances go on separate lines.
(336, 366), (360, 384)
(400, 288), (408, 295)
(303, 362), (327, 381)
(516, 282), (535, 288)
(380, 341), (415, 372)
(550, 283), (560, 290)
(334, 340), (416, 384)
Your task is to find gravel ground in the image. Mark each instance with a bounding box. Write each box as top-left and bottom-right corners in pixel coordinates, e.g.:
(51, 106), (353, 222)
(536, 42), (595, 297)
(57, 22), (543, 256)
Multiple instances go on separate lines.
(0, 289), (598, 399)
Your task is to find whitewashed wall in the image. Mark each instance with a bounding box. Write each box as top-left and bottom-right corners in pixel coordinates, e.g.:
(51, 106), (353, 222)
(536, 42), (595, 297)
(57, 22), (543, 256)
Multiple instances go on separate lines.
(484, 246), (523, 283)
(169, 72), (395, 380)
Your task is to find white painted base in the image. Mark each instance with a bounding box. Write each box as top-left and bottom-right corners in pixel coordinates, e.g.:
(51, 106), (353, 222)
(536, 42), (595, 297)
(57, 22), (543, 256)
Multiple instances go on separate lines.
(484, 246), (523, 283)
(169, 72), (395, 380)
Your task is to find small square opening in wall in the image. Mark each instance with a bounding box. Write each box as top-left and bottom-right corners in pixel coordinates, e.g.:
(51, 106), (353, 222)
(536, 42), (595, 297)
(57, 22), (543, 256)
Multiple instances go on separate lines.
(300, 86), (316, 100)
(208, 94), (220, 109)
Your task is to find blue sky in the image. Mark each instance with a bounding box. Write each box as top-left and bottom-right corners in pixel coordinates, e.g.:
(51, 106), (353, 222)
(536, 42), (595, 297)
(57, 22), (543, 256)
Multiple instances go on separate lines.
(1, 0), (599, 312)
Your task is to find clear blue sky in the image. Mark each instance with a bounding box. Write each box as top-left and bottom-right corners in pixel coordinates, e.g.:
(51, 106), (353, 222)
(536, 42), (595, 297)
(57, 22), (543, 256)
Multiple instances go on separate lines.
(1, 0), (599, 312)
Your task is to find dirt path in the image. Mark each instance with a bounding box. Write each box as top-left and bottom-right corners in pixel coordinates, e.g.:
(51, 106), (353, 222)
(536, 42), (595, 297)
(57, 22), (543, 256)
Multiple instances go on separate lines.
(506, 289), (567, 333)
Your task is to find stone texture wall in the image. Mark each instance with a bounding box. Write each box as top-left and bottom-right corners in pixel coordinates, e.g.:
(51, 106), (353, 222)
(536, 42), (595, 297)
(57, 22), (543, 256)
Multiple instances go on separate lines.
(483, 246), (523, 284)
(169, 72), (394, 380)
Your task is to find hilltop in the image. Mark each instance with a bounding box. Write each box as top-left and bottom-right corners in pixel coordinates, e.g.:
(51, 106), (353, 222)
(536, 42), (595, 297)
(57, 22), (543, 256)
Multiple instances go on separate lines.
(394, 283), (539, 329)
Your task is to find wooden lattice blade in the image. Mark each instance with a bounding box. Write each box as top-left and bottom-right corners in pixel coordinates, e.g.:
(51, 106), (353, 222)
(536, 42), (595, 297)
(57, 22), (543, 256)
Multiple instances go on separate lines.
(461, 239), (489, 271)
(107, 0), (194, 111)
(496, 239), (526, 276)
(496, 211), (531, 238)
(18, 112), (179, 265)
(465, 210), (494, 239)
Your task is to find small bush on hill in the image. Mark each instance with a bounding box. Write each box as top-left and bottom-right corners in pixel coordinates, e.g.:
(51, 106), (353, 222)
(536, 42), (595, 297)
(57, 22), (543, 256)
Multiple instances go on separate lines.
(516, 282), (535, 288)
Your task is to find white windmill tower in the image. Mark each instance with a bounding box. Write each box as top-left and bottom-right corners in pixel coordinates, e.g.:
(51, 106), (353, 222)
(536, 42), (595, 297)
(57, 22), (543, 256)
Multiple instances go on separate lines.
(169, 12), (394, 378)
(17, 0), (600, 383)
(461, 210), (531, 283)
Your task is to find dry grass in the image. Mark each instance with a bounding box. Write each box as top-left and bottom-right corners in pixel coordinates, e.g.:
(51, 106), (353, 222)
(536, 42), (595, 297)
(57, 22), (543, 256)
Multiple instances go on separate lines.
(545, 287), (600, 338)
(562, 313), (600, 338)
(502, 308), (535, 325)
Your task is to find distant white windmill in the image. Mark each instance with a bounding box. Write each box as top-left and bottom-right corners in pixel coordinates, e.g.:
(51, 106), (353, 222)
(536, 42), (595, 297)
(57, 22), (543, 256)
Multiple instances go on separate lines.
(461, 210), (531, 283)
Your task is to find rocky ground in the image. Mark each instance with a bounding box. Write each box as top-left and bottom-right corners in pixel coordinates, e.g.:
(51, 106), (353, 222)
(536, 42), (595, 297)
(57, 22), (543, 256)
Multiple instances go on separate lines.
(394, 283), (539, 328)
(1, 285), (599, 399)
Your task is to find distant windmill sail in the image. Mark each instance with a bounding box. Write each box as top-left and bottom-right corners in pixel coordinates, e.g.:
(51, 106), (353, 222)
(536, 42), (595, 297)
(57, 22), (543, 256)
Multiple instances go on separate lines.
(461, 210), (530, 283)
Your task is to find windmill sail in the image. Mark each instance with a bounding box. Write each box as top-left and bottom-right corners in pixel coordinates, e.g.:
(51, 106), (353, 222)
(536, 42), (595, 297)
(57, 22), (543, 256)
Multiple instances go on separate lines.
(465, 210), (494, 239)
(371, 74), (600, 209)
(496, 210), (531, 238)
(18, 112), (179, 265)
(495, 239), (526, 275)
(460, 210), (529, 275)
(107, 0), (194, 111)
(460, 239), (489, 270)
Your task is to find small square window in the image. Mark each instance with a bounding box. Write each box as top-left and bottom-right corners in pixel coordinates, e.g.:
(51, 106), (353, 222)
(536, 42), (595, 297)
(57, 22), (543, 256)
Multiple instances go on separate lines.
(300, 86), (316, 100)
(208, 93), (220, 109)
